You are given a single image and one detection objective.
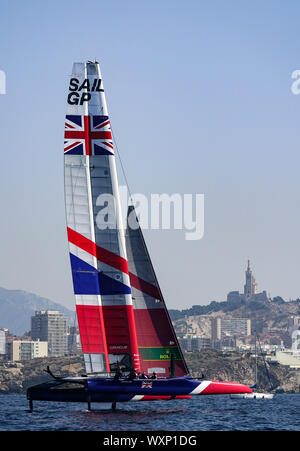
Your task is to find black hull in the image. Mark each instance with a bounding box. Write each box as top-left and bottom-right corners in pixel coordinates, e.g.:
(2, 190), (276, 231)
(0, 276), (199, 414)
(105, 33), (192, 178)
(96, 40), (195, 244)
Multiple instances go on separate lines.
(27, 380), (139, 404)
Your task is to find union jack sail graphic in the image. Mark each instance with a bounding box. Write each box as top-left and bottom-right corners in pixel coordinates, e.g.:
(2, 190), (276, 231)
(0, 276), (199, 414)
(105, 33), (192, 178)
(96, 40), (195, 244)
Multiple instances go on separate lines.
(64, 115), (114, 155)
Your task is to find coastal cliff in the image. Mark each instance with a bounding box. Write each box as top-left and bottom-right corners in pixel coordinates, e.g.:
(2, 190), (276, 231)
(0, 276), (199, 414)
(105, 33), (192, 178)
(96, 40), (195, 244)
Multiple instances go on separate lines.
(0, 350), (299, 394)
(0, 356), (84, 394)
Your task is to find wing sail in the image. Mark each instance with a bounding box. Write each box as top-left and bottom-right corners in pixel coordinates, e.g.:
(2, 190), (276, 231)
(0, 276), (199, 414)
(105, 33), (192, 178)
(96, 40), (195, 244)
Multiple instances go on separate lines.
(64, 62), (140, 374)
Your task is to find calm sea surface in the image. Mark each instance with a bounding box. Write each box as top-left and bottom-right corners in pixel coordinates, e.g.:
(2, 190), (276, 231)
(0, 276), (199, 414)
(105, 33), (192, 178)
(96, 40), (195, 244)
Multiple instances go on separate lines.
(0, 394), (299, 431)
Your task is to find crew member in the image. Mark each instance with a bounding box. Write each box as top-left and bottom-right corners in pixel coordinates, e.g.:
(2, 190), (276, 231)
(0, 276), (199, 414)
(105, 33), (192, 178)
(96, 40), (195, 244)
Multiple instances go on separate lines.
(128, 368), (137, 380)
(114, 366), (123, 380)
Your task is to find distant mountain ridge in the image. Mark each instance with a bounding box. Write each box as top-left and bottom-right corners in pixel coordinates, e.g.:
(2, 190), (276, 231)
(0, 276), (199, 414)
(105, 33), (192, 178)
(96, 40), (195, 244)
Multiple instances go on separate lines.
(0, 287), (75, 335)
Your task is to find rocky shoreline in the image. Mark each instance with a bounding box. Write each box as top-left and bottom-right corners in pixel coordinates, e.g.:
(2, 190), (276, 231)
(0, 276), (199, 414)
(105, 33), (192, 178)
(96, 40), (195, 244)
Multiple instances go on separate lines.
(0, 356), (84, 394)
(0, 350), (299, 394)
(185, 350), (300, 394)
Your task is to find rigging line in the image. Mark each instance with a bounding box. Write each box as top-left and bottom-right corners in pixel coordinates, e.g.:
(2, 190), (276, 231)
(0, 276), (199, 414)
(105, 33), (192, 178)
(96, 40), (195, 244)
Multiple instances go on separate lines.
(65, 158), (85, 224)
(110, 124), (134, 261)
(111, 125), (134, 204)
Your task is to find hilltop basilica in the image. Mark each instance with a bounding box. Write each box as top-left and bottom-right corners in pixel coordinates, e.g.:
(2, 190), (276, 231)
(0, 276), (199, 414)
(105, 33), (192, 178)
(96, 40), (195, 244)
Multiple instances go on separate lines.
(227, 260), (269, 303)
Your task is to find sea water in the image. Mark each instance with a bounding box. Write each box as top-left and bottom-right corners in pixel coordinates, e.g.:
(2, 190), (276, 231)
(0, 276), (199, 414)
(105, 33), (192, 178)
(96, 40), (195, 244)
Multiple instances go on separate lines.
(0, 394), (299, 431)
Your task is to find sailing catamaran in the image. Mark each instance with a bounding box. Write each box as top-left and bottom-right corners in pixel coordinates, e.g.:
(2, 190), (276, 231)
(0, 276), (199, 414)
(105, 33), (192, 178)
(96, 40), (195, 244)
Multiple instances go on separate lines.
(27, 61), (252, 410)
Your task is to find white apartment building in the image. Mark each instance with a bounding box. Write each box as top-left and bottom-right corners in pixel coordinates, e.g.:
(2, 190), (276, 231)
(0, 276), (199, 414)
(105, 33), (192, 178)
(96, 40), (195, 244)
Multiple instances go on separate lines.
(6, 339), (48, 361)
(31, 310), (68, 357)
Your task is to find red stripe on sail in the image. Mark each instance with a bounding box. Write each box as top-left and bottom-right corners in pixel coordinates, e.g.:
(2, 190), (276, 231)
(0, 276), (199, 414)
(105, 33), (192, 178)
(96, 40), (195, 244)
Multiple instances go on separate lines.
(64, 141), (81, 152)
(126, 305), (140, 371)
(76, 305), (110, 370)
(103, 141), (114, 149)
(84, 115), (91, 155)
(65, 122), (75, 129)
(67, 227), (129, 275)
(129, 273), (162, 301)
(94, 120), (110, 129)
(64, 130), (112, 139)
(102, 305), (140, 371)
(67, 228), (162, 301)
(133, 308), (176, 347)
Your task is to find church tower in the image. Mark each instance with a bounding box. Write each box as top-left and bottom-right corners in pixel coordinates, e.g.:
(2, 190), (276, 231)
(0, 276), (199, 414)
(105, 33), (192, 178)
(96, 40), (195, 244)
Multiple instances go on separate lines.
(244, 260), (258, 299)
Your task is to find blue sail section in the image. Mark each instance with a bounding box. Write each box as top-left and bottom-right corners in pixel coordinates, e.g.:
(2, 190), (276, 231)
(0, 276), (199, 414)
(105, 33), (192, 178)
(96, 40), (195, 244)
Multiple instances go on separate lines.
(70, 253), (100, 295)
(70, 253), (131, 296)
(99, 273), (131, 295)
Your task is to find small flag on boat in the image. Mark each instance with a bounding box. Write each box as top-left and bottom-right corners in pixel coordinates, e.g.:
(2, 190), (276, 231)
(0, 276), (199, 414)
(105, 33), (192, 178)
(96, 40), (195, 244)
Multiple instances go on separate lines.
(141, 381), (152, 389)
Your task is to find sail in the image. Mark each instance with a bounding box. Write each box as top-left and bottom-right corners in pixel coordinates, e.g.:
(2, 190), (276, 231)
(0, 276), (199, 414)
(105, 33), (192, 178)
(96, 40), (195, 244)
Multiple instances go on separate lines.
(64, 62), (140, 374)
(125, 205), (189, 377)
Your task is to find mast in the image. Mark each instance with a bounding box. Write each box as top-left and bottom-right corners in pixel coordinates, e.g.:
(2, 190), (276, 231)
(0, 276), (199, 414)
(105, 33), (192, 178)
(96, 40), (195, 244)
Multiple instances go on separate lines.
(255, 330), (257, 386)
(257, 333), (273, 392)
(64, 62), (140, 374)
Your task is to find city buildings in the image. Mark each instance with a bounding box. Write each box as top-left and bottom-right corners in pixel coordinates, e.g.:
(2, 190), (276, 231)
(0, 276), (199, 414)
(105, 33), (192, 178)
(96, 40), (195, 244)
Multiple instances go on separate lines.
(211, 317), (251, 341)
(6, 339), (48, 361)
(179, 336), (212, 352)
(0, 329), (6, 358)
(177, 318), (251, 352)
(67, 326), (81, 354)
(31, 310), (68, 357)
(0, 310), (69, 361)
(288, 316), (300, 333)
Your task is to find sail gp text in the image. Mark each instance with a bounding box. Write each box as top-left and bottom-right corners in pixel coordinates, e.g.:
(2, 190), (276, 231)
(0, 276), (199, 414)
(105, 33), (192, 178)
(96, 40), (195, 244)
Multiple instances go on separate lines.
(102, 434), (197, 448)
(67, 77), (103, 105)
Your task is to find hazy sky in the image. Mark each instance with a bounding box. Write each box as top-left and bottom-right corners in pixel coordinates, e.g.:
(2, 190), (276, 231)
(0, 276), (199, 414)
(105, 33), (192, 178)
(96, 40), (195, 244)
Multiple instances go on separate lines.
(0, 0), (300, 310)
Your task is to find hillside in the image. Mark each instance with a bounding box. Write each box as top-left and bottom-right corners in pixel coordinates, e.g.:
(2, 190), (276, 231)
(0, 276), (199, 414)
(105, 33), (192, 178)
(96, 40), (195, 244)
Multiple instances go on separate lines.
(170, 297), (300, 322)
(0, 287), (75, 335)
(169, 297), (300, 346)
